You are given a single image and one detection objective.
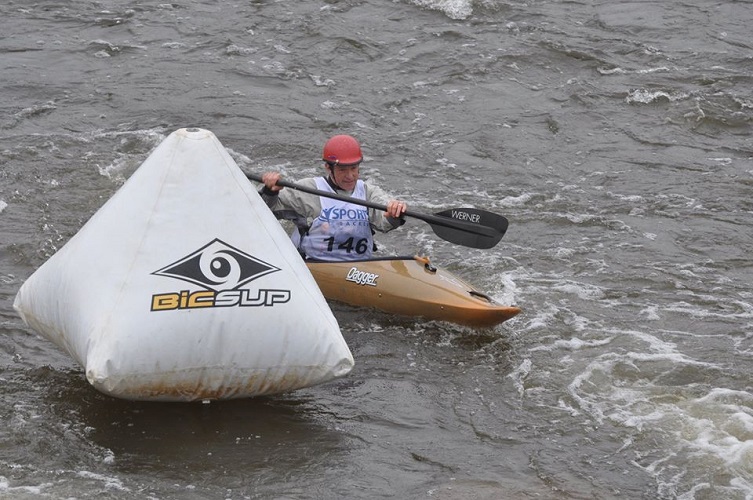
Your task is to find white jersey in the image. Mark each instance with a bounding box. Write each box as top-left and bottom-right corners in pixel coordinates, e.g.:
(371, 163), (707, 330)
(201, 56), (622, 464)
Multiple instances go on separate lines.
(293, 177), (374, 260)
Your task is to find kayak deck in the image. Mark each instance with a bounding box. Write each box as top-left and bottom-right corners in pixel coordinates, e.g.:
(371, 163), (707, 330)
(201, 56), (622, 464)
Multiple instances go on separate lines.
(305, 255), (520, 328)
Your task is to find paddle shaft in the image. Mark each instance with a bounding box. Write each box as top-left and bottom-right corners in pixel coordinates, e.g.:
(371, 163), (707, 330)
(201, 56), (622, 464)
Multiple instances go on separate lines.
(246, 173), (497, 238)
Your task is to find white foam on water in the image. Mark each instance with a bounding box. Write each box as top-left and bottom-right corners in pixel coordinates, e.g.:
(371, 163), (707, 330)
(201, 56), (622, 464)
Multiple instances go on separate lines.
(607, 191), (645, 203)
(648, 387), (753, 498)
(0, 476), (52, 496)
(489, 271), (518, 308)
(405, 0), (473, 20)
(498, 192), (534, 207)
(97, 155), (130, 182)
(517, 302), (558, 332)
(550, 280), (606, 301)
(85, 128), (167, 182)
(665, 300), (753, 320)
(13, 101), (56, 121)
(0, 200), (7, 214)
(77, 470), (130, 492)
(626, 88), (690, 104)
(598, 66), (672, 76)
(529, 336), (613, 353)
(558, 323), (753, 496)
(639, 305), (661, 320)
(508, 358), (531, 397)
(0, 468), (133, 498)
(225, 44), (257, 56)
(685, 389), (753, 461)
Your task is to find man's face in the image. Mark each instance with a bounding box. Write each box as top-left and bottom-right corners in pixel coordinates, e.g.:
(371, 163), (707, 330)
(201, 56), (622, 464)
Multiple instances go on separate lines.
(329, 163), (360, 191)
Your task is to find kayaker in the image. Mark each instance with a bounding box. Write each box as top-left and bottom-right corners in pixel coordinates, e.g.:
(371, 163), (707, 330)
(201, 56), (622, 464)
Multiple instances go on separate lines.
(259, 134), (408, 261)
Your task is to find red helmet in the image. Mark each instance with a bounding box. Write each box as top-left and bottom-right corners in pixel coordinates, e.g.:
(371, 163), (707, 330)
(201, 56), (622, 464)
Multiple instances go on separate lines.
(322, 135), (363, 166)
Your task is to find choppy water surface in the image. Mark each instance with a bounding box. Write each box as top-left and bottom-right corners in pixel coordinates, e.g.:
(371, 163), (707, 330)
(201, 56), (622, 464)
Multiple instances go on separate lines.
(2, 0), (753, 498)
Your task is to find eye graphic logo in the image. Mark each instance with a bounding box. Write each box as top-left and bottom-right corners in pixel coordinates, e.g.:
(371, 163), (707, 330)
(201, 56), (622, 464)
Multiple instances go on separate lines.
(150, 239), (290, 311)
(152, 238), (279, 292)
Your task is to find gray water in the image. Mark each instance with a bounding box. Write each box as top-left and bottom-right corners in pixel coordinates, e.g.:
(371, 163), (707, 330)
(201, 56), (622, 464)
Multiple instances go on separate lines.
(2, 0), (753, 498)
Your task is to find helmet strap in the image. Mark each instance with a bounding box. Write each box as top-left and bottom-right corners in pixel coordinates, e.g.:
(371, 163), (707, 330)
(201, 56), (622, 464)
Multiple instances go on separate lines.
(324, 165), (345, 191)
(326, 173), (344, 191)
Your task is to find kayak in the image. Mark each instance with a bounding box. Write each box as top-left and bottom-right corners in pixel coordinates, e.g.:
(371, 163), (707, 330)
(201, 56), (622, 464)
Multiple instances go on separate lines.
(305, 255), (520, 328)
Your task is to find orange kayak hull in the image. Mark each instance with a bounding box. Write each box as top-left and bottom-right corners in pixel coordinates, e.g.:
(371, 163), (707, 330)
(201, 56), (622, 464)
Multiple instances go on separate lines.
(306, 256), (520, 328)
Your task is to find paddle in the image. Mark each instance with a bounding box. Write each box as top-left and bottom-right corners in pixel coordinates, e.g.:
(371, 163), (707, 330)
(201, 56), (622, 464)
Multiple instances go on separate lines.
(246, 173), (508, 249)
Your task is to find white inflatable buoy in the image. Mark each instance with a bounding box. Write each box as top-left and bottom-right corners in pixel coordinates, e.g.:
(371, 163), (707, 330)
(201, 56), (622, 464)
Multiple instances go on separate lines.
(14, 128), (354, 401)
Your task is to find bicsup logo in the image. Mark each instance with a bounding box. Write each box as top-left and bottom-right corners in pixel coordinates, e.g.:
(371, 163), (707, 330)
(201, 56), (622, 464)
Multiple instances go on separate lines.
(150, 239), (291, 311)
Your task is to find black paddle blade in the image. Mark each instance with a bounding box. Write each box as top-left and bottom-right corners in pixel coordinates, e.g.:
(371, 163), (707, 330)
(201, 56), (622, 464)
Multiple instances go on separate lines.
(432, 208), (508, 249)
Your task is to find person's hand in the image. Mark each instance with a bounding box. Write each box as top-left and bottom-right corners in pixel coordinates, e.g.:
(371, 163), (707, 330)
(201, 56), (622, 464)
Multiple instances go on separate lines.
(262, 171), (283, 192)
(385, 200), (407, 218)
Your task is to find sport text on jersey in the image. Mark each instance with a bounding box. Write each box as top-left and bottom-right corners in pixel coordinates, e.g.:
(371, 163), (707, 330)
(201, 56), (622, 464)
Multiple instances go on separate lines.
(320, 206), (369, 222)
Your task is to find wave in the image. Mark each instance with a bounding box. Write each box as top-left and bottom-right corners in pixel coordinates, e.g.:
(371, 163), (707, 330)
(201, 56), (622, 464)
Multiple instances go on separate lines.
(406, 0), (474, 20)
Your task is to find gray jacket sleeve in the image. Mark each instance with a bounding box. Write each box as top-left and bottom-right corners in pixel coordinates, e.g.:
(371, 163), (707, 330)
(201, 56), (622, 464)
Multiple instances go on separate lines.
(259, 178), (322, 223)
